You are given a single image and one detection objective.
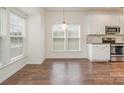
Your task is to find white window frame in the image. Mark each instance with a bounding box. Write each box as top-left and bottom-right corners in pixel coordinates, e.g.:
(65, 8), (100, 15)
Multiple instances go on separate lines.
(52, 24), (81, 52)
(0, 8), (27, 69)
(7, 8), (27, 62)
(0, 8), (2, 67)
(0, 8), (1, 37)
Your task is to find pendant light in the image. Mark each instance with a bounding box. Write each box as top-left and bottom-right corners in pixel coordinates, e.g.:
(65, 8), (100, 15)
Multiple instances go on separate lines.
(121, 7), (124, 32)
(62, 8), (67, 31)
(122, 7), (124, 29)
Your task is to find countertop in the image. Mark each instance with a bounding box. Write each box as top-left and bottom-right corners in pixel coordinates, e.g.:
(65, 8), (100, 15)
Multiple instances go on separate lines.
(87, 34), (124, 44)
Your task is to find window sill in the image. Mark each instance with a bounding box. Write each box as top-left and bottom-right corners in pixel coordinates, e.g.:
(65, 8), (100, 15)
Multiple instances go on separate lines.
(11, 45), (23, 48)
(11, 55), (25, 62)
(53, 50), (81, 53)
(0, 55), (26, 70)
(10, 35), (24, 38)
(0, 63), (3, 68)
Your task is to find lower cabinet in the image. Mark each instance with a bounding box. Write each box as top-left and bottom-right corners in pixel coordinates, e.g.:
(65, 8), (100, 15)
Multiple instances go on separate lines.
(88, 44), (110, 62)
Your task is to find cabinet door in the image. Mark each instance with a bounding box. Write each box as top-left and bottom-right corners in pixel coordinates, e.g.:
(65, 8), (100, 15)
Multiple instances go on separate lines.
(91, 44), (110, 61)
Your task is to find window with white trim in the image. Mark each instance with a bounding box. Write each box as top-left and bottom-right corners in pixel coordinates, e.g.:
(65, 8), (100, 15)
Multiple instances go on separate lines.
(0, 8), (2, 67)
(9, 12), (26, 59)
(52, 24), (80, 51)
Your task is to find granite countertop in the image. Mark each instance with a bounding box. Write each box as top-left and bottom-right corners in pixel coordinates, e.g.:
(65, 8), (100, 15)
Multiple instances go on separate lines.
(87, 34), (124, 44)
(90, 43), (124, 44)
(88, 34), (124, 36)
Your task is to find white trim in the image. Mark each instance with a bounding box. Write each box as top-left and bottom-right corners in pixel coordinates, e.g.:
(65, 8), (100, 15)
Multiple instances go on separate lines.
(8, 9), (27, 60)
(52, 36), (65, 39)
(6, 8), (27, 18)
(28, 58), (45, 64)
(0, 8), (1, 36)
(52, 24), (81, 52)
(10, 35), (24, 38)
(0, 56), (26, 70)
(0, 63), (3, 68)
(0, 8), (27, 71)
(53, 50), (80, 53)
(0, 57), (27, 83)
(11, 55), (24, 62)
(11, 44), (23, 48)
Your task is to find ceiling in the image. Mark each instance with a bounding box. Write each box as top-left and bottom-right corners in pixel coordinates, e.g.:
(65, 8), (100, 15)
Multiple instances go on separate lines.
(18, 7), (43, 15)
(17, 7), (123, 15)
(45, 7), (123, 12)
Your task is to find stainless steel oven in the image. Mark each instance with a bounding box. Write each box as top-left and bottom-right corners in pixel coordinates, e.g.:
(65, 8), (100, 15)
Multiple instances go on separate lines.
(102, 37), (116, 43)
(105, 26), (120, 35)
(111, 44), (124, 61)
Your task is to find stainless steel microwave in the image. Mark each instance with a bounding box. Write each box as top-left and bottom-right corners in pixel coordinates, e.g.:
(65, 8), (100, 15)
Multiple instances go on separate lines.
(105, 26), (120, 34)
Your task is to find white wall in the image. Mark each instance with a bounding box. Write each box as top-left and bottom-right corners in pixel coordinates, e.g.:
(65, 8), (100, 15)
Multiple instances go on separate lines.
(27, 9), (46, 64)
(0, 58), (27, 83)
(45, 10), (123, 58)
(0, 8), (28, 83)
(0, 8), (46, 83)
(45, 11), (88, 58)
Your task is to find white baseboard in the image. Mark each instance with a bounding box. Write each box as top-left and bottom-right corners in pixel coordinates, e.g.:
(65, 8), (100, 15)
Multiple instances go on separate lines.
(0, 58), (27, 83)
(27, 58), (45, 64)
(0, 57), (46, 83)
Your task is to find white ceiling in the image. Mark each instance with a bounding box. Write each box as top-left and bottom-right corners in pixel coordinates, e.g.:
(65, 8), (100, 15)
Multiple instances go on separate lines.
(17, 7), (123, 15)
(18, 7), (44, 15)
(44, 7), (123, 12)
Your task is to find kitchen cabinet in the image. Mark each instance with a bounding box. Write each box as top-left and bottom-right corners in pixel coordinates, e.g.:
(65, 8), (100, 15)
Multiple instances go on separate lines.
(87, 14), (122, 34)
(88, 44), (110, 61)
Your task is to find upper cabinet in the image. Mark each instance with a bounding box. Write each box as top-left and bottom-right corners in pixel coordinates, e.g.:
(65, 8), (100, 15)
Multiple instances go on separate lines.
(87, 14), (123, 34)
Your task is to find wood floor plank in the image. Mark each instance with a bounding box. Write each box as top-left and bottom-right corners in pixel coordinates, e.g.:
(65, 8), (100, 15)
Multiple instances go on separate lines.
(1, 59), (124, 85)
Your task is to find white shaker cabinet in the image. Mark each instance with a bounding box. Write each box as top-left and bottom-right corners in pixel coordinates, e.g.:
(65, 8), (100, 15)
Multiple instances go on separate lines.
(88, 44), (110, 62)
(87, 14), (122, 34)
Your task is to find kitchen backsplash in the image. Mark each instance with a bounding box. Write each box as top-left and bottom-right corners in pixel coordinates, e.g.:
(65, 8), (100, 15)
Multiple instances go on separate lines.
(87, 34), (124, 44)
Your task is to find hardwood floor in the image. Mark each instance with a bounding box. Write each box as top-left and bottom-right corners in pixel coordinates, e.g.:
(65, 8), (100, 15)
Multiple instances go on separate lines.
(1, 59), (124, 85)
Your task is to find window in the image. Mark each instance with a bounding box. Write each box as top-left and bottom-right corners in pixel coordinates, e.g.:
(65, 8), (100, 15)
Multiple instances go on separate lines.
(0, 8), (27, 69)
(52, 24), (80, 51)
(0, 8), (2, 67)
(9, 12), (26, 59)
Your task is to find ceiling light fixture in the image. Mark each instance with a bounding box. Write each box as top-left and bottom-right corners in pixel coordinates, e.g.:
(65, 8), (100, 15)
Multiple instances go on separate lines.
(122, 7), (124, 18)
(121, 7), (124, 30)
(62, 8), (67, 31)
